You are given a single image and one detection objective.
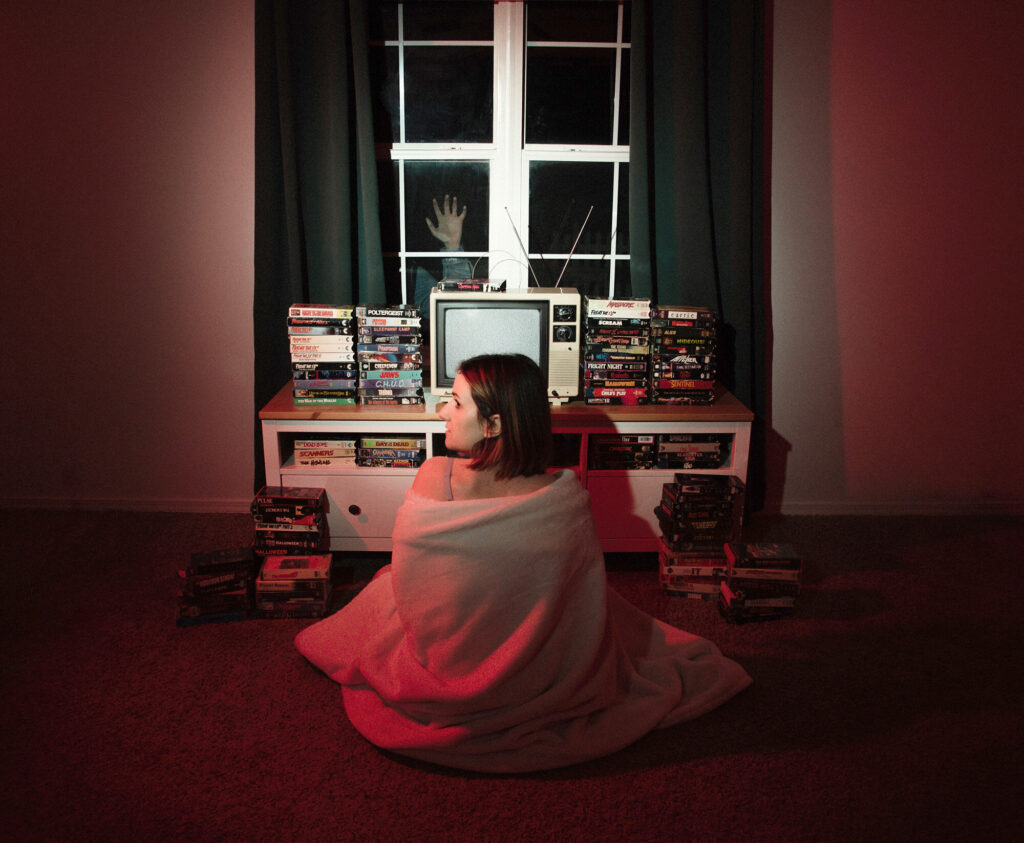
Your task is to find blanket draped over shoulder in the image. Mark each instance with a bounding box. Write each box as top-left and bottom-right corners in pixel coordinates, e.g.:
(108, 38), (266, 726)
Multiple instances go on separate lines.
(294, 469), (752, 773)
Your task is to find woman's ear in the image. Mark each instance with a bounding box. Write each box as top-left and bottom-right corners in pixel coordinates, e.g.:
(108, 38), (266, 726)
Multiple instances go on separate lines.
(485, 414), (502, 438)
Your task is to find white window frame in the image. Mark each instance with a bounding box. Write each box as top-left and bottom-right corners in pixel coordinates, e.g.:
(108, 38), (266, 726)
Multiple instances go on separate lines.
(384, 1), (630, 297)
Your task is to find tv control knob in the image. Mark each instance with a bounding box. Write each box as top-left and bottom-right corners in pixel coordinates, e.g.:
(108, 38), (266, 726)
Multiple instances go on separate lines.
(348, 504), (361, 516)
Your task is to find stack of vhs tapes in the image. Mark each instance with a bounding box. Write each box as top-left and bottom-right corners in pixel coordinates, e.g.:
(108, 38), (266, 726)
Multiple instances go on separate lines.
(586, 433), (731, 471)
(355, 304), (425, 405)
(658, 539), (727, 601)
(176, 547), (256, 627)
(288, 304), (358, 405)
(654, 472), (744, 554)
(654, 433), (731, 470)
(355, 435), (426, 468)
(251, 486), (330, 557)
(253, 552), (334, 619)
(291, 436), (357, 469)
(587, 433), (656, 470)
(655, 473), (743, 599)
(719, 542), (802, 622)
(582, 297), (651, 405)
(648, 305), (719, 405)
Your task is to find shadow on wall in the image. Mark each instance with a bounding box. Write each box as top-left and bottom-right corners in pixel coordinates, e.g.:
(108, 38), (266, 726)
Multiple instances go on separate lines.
(766, 0), (846, 512)
(760, 425), (793, 515)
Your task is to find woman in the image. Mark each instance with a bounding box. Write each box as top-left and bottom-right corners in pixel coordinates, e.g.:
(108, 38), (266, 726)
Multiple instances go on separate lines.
(414, 350), (554, 502)
(295, 354), (751, 773)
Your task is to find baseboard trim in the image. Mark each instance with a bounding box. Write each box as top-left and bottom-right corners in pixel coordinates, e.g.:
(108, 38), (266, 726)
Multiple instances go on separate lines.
(0, 497), (254, 514)
(771, 500), (1024, 517)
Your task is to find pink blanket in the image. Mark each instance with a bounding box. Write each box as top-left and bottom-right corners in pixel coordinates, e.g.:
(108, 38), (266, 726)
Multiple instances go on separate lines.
(294, 469), (751, 772)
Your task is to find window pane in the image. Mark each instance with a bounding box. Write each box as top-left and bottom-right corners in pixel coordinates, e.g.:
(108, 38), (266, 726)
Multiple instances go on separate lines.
(525, 47), (616, 144)
(527, 2), (621, 42)
(406, 256), (490, 315)
(404, 46), (492, 143)
(529, 161), (614, 256)
(534, 258), (611, 299)
(403, 160), (489, 254)
(402, 1), (493, 41)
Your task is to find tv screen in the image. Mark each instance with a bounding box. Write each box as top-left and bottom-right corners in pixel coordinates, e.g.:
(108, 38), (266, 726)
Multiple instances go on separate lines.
(436, 301), (549, 385)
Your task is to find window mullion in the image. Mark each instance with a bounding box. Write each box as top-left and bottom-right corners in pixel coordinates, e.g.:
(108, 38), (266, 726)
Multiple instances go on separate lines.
(611, 5), (623, 147)
(397, 6), (406, 144)
(492, 2), (528, 289)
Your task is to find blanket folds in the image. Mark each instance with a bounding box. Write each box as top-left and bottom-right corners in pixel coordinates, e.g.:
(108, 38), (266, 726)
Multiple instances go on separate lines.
(295, 469), (751, 772)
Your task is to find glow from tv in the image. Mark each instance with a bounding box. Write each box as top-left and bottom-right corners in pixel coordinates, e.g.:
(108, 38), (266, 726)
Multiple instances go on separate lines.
(443, 308), (542, 379)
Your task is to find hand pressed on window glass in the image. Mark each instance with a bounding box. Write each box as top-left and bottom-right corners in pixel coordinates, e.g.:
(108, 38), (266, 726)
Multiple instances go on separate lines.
(426, 194), (467, 250)
(413, 193), (473, 318)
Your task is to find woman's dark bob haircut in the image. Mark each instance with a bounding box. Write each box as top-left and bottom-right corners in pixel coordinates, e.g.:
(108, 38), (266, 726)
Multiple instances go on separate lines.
(458, 353), (552, 480)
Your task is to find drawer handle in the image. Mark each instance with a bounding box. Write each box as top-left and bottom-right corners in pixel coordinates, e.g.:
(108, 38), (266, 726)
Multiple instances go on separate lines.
(348, 504), (361, 516)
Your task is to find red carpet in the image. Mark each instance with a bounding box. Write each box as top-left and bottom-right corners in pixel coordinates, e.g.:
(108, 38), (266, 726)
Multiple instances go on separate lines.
(2, 509), (1021, 841)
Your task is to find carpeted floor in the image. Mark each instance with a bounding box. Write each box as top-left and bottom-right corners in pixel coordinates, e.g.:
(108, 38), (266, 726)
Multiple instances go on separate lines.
(1, 508), (1022, 841)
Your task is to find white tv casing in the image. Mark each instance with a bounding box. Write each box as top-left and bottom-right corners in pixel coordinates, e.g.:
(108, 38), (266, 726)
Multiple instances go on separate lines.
(429, 287), (581, 404)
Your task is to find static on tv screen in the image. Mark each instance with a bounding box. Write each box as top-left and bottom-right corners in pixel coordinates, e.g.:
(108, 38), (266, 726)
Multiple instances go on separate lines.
(443, 307), (543, 379)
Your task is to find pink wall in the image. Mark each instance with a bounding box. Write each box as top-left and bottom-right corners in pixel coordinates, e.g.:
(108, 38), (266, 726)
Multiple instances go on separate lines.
(832, 0), (1024, 504)
(771, 0), (1024, 512)
(0, 1), (255, 509)
(1, 1), (1021, 513)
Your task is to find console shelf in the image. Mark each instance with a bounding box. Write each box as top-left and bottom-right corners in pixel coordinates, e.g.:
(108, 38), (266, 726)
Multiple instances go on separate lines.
(260, 383), (753, 552)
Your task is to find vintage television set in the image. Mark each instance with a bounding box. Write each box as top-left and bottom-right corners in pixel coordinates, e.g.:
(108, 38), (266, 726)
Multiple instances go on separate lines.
(429, 287), (581, 404)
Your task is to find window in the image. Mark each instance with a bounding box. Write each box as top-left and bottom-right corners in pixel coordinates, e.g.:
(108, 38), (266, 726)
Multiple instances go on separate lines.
(369, 1), (631, 311)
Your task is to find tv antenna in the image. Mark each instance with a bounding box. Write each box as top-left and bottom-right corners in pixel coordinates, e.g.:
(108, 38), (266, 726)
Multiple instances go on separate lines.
(504, 207), (541, 287)
(506, 204), (596, 288)
(555, 205), (593, 287)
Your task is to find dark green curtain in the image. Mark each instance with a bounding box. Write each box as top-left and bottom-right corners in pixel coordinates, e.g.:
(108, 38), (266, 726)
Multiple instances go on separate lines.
(630, 0), (767, 510)
(254, 0), (385, 488)
(254, 0), (767, 507)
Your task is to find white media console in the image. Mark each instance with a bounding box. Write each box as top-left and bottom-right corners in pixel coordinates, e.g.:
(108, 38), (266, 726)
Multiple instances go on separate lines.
(259, 382), (753, 553)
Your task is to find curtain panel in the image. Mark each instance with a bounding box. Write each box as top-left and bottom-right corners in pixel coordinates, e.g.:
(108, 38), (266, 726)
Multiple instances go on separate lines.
(630, 0), (767, 508)
(254, 0), (384, 486)
(254, 0), (767, 507)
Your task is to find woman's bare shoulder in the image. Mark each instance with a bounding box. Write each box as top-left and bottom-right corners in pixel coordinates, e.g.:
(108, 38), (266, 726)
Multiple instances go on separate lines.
(411, 455), (449, 500)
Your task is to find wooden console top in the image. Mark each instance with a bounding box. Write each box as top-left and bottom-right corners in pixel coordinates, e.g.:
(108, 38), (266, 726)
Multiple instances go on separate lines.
(259, 382), (753, 425)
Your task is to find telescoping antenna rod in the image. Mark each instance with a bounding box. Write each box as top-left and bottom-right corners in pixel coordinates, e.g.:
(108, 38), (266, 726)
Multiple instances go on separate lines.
(504, 207), (541, 286)
(555, 205), (594, 287)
